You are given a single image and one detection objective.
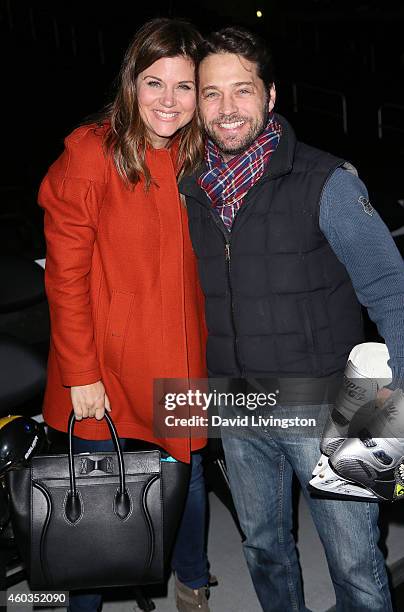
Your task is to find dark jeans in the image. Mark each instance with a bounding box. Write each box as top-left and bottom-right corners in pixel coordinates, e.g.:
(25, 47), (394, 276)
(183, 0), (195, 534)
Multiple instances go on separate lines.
(68, 437), (208, 612)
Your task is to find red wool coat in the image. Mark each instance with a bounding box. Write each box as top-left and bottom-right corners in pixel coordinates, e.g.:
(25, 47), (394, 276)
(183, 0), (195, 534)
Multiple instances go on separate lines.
(38, 124), (207, 463)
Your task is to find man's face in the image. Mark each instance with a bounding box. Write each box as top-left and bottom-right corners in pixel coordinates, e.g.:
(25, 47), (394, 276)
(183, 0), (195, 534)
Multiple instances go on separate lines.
(198, 52), (275, 161)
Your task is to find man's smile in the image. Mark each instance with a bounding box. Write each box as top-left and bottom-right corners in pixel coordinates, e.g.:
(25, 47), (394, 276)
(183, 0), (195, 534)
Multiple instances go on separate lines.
(217, 120), (245, 130)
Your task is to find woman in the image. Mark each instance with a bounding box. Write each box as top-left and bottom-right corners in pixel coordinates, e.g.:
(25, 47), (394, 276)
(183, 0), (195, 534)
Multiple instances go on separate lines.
(39, 18), (210, 612)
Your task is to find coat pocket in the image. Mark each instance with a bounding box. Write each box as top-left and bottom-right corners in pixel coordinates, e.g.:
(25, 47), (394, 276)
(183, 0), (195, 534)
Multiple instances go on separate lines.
(104, 291), (135, 376)
(300, 298), (315, 353)
(299, 296), (335, 356)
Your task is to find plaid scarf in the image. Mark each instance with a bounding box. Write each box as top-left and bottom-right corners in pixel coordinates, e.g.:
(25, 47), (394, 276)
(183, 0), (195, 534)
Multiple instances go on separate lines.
(198, 113), (282, 230)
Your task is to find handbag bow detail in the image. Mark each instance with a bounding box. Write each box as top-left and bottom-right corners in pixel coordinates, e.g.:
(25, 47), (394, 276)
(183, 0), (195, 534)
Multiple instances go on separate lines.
(79, 456), (114, 475)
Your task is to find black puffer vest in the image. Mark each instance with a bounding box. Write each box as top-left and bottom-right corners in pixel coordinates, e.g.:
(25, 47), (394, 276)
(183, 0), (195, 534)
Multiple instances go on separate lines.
(180, 116), (364, 377)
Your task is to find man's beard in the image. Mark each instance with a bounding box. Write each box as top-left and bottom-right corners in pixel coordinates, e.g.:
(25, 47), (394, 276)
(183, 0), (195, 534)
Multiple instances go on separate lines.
(203, 103), (270, 157)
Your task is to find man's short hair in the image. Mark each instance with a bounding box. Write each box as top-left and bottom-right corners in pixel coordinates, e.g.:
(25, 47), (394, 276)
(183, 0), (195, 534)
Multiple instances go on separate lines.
(202, 26), (275, 89)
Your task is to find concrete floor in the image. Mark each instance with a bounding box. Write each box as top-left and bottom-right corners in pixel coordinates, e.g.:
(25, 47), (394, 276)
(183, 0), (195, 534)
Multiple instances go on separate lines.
(6, 489), (404, 612)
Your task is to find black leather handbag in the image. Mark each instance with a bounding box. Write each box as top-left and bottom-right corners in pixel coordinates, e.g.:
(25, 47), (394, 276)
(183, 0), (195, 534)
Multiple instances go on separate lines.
(7, 411), (190, 590)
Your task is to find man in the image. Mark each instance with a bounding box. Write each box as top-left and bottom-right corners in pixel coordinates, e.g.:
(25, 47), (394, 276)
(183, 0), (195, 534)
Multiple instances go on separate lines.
(180, 27), (404, 612)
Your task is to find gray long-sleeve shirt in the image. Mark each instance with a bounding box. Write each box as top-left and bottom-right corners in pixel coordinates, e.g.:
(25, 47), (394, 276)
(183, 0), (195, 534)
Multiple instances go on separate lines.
(320, 167), (404, 389)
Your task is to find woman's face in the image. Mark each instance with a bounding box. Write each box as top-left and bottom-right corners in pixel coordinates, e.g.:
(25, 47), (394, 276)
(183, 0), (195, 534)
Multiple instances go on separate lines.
(137, 56), (196, 149)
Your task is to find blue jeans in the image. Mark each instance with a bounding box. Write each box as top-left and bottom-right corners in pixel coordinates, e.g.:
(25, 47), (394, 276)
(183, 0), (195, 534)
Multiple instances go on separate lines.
(220, 403), (393, 612)
(68, 437), (208, 612)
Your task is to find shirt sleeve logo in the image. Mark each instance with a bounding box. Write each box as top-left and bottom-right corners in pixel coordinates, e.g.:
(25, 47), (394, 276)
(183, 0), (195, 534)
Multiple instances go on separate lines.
(358, 195), (374, 216)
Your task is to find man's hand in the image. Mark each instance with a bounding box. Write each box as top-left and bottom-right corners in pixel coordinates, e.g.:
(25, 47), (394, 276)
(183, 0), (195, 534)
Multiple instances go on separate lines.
(70, 381), (111, 421)
(376, 387), (393, 409)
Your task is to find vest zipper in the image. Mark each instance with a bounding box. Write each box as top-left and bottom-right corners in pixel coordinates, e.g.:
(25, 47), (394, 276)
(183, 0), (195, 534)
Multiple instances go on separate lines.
(224, 242), (244, 375)
(209, 211), (245, 376)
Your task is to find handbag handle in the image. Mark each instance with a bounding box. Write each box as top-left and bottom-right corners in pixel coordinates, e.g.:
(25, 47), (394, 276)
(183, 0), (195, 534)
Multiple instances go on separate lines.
(65, 410), (131, 523)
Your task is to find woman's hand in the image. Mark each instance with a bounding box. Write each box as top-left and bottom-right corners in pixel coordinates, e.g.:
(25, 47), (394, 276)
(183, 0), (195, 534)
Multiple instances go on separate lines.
(70, 381), (111, 421)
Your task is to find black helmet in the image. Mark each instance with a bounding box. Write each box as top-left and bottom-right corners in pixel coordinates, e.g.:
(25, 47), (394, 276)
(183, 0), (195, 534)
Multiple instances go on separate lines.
(0, 415), (45, 476)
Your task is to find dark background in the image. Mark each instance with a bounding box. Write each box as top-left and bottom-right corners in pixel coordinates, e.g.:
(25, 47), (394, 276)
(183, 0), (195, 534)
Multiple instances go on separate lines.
(1, 0), (403, 261)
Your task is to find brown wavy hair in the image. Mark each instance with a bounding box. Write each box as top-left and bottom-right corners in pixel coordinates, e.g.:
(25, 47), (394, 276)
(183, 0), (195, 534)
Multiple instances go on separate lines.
(99, 18), (204, 189)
